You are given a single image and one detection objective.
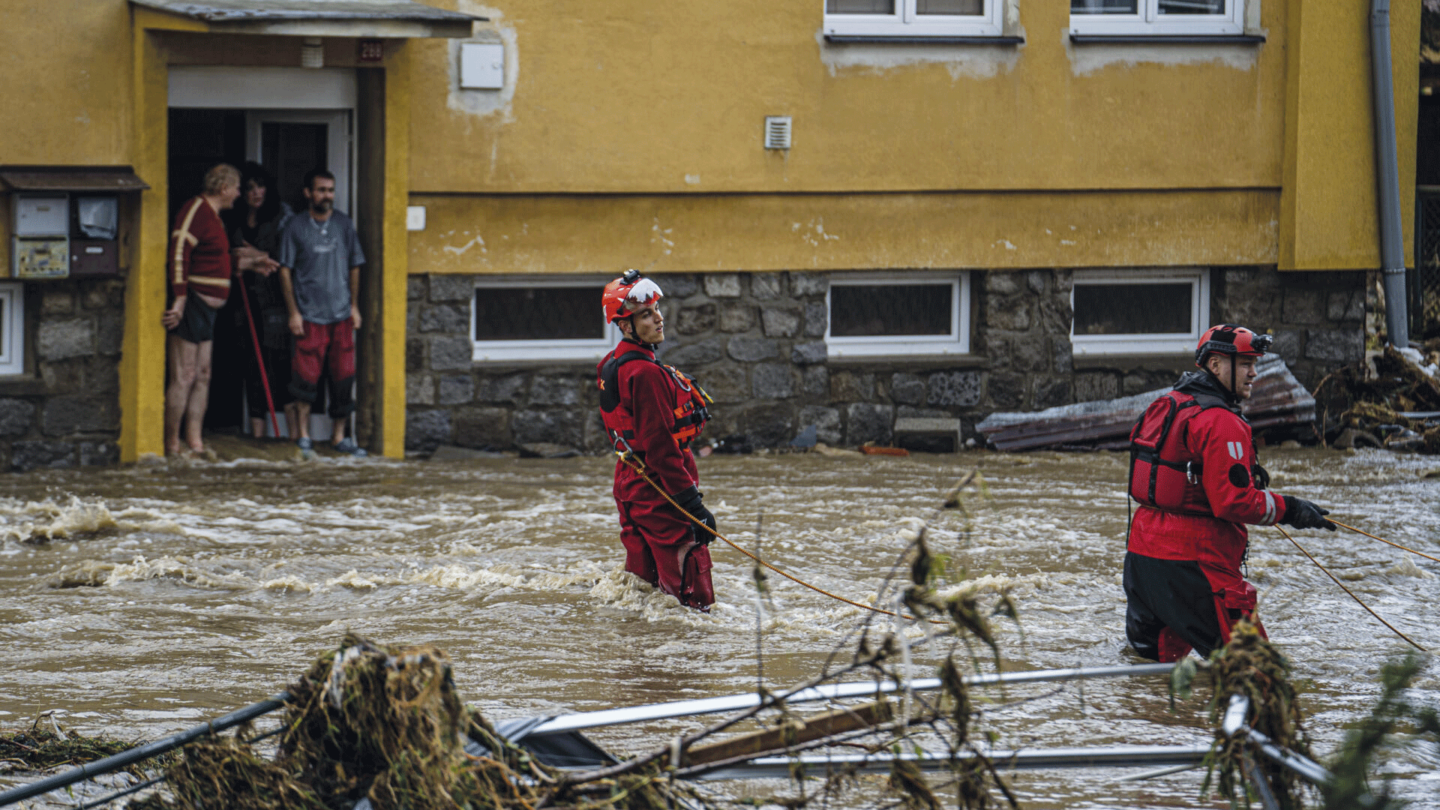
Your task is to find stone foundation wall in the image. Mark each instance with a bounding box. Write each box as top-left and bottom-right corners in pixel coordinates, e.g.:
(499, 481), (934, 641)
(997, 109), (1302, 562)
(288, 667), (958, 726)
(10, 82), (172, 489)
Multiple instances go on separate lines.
(403, 267), (1366, 454)
(0, 278), (125, 471)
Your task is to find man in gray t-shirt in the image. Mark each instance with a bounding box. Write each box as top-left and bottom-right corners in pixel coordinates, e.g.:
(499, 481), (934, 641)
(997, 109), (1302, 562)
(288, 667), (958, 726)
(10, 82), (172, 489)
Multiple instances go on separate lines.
(277, 169), (367, 458)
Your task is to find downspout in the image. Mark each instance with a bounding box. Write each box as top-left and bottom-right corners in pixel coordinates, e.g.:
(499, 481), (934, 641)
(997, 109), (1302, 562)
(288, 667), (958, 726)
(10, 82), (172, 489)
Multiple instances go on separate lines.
(1372, 0), (1410, 348)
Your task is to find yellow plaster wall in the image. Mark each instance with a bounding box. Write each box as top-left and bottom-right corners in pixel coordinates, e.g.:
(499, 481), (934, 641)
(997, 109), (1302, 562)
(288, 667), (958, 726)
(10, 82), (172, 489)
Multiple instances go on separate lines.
(380, 45), (412, 458)
(412, 189), (1280, 274)
(408, 0), (1287, 194)
(405, 0), (1418, 274)
(1279, 0), (1420, 270)
(0, 1), (135, 165)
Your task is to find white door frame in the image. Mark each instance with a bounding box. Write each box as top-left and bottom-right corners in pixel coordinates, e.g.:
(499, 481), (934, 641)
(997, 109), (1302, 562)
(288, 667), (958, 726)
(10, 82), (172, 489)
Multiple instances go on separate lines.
(244, 109), (355, 217)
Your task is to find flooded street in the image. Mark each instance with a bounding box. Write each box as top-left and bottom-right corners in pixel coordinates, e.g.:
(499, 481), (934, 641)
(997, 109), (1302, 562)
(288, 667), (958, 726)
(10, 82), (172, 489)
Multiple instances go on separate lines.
(2, 448), (1438, 808)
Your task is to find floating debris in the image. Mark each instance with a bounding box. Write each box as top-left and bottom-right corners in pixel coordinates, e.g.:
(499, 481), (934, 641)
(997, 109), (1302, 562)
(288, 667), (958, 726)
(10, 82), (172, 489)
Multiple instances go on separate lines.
(1319, 344), (1440, 453)
(0, 714), (136, 773)
(977, 356), (1315, 452)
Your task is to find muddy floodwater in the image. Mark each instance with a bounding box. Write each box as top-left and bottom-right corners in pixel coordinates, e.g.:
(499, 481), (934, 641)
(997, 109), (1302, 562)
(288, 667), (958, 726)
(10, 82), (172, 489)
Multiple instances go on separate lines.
(2, 448), (1438, 808)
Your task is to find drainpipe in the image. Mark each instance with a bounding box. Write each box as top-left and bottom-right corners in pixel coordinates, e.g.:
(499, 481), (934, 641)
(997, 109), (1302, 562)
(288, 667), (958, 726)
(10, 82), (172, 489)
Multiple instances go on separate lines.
(1372, 0), (1410, 348)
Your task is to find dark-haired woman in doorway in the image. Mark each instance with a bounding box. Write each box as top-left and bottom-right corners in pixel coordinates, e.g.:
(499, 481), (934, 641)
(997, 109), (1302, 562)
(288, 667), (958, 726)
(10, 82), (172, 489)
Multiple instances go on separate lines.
(227, 162), (298, 439)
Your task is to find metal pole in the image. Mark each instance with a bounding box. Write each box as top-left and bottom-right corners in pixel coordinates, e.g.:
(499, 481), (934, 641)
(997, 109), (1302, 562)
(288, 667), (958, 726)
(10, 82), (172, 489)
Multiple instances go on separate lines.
(518, 663), (1177, 738)
(694, 744), (1213, 780)
(1222, 695), (1333, 786)
(0, 693), (288, 808)
(1372, 0), (1410, 348)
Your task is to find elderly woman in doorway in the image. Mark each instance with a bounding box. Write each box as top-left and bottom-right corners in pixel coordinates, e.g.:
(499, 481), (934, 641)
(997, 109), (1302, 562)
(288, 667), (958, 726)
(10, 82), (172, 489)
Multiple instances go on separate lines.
(227, 162), (298, 439)
(162, 163), (279, 458)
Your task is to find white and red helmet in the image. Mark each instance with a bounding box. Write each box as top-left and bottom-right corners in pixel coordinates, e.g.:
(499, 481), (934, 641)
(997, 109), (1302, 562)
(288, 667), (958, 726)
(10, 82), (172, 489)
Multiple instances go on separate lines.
(602, 269), (663, 324)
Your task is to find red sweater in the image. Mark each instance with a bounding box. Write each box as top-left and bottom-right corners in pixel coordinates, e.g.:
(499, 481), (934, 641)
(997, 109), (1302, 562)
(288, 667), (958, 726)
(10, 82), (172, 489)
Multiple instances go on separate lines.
(170, 197), (232, 299)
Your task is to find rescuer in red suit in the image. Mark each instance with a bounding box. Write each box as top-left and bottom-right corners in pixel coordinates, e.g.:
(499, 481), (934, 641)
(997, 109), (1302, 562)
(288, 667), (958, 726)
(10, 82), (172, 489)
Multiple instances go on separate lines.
(597, 271), (716, 611)
(1124, 324), (1336, 662)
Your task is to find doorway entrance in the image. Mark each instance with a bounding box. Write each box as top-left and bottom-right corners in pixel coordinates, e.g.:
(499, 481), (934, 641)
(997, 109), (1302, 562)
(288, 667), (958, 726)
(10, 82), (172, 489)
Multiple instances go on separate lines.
(166, 67), (357, 443)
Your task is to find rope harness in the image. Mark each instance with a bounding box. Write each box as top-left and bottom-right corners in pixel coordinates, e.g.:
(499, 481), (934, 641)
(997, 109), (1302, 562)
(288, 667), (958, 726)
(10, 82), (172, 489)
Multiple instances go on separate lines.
(613, 450), (947, 625)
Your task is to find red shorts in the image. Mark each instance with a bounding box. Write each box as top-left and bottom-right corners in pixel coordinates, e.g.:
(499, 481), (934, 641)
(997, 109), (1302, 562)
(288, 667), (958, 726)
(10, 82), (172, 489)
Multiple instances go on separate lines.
(288, 319), (356, 416)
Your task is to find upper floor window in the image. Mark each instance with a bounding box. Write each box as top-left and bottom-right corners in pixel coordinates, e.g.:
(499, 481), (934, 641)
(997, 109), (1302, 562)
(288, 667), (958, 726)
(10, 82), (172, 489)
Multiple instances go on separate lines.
(824, 0), (1004, 39)
(0, 283), (24, 376)
(1070, 0), (1245, 37)
(1070, 268), (1210, 356)
(825, 272), (971, 358)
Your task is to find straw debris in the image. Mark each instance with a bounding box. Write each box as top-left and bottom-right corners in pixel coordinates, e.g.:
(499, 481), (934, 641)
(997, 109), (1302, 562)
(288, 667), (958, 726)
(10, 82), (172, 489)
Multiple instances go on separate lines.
(0, 714), (136, 773)
(1204, 618), (1314, 809)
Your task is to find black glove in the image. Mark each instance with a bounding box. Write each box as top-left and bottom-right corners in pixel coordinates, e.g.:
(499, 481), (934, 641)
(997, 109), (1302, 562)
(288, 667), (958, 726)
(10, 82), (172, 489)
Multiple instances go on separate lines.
(1252, 463), (1270, 491)
(675, 486), (717, 544)
(1281, 496), (1336, 531)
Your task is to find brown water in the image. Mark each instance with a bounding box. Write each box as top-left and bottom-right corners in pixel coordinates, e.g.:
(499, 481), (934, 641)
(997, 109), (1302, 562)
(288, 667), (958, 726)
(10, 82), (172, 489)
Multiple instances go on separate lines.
(2, 448), (1438, 807)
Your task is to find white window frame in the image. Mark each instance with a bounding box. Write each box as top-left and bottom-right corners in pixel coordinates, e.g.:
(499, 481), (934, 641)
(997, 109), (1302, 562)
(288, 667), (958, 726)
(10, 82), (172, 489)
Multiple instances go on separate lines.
(1070, 268), (1210, 356)
(1069, 0), (1244, 36)
(825, 272), (971, 358)
(470, 276), (621, 363)
(0, 283), (24, 376)
(824, 0), (1003, 38)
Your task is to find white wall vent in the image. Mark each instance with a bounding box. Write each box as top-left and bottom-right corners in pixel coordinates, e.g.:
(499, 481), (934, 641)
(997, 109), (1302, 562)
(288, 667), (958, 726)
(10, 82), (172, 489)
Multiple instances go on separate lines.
(764, 116), (792, 150)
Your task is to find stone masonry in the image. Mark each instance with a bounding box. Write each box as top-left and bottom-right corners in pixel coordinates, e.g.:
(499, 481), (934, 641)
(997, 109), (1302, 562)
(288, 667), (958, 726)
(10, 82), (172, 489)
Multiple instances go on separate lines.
(404, 268), (1367, 454)
(0, 278), (125, 471)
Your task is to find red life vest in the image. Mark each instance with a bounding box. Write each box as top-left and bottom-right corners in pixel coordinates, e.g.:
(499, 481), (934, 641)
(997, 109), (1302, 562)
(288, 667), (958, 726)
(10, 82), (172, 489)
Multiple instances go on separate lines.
(597, 351), (712, 452)
(1127, 390), (1230, 517)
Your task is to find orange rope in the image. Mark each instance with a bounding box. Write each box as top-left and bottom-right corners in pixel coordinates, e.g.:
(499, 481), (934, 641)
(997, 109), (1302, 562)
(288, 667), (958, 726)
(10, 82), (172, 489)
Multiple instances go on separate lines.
(1273, 525), (1426, 652)
(615, 451), (947, 625)
(1328, 519), (1440, 564)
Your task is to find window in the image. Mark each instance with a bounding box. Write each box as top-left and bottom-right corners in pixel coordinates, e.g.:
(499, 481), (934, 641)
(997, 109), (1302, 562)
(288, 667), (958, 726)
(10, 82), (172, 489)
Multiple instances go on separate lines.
(1070, 269), (1210, 356)
(1069, 0), (1244, 36)
(471, 277), (620, 363)
(824, 0), (1004, 38)
(826, 272), (971, 358)
(0, 283), (23, 376)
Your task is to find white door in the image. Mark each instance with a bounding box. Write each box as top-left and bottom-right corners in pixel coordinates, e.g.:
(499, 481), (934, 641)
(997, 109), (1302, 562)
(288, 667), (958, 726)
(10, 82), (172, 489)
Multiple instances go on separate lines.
(246, 110), (356, 443)
(245, 110), (353, 218)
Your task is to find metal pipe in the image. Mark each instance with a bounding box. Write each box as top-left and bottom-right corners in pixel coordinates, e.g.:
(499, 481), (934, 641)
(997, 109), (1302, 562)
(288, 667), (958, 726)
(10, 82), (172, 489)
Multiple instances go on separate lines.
(695, 744), (1212, 780)
(519, 663), (1177, 737)
(1372, 0), (1410, 348)
(1222, 695), (1333, 786)
(0, 693), (289, 808)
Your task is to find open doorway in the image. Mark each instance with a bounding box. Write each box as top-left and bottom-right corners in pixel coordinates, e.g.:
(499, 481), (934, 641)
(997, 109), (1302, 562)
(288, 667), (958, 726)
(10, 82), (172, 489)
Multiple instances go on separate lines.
(166, 67), (357, 445)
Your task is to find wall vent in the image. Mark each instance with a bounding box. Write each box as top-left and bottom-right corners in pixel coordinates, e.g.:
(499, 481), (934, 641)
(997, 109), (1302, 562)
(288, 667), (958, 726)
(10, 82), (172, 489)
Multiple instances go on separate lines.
(764, 116), (792, 150)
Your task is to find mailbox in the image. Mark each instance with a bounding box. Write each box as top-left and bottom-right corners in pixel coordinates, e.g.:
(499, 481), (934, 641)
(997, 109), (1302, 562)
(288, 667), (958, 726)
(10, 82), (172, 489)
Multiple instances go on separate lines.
(13, 194), (70, 279)
(70, 196), (119, 277)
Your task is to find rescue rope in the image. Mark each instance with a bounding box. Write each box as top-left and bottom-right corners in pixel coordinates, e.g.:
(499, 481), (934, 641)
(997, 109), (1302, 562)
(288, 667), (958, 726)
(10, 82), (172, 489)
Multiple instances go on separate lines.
(1271, 525), (1426, 652)
(614, 451), (947, 625)
(1328, 519), (1440, 564)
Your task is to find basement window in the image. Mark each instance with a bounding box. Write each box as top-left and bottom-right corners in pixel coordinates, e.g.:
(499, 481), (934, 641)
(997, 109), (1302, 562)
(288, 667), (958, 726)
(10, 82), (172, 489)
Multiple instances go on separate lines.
(1069, 0), (1245, 36)
(826, 272), (971, 358)
(0, 283), (24, 376)
(471, 277), (619, 363)
(1070, 268), (1210, 356)
(823, 0), (1004, 39)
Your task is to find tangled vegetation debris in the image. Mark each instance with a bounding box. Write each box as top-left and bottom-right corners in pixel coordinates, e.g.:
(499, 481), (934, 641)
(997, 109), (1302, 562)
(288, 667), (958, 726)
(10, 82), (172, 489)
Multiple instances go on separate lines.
(0, 714), (135, 772)
(1203, 618), (1314, 809)
(1320, 652), (1440, 810)
(1317, 344), (1440, 452)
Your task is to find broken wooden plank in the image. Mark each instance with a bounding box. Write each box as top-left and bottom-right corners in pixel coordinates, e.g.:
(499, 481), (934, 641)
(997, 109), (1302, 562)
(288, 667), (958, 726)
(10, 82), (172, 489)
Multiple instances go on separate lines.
(682, 700), (894, 767)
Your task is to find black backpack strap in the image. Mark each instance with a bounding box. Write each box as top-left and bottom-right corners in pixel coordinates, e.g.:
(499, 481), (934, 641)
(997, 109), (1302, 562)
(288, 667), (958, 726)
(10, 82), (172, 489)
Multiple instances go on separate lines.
(598, 351), (653, 413)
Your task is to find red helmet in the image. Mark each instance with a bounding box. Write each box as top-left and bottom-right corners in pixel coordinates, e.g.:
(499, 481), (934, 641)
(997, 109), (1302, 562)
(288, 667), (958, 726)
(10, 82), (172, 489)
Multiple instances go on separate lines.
(602, 270), (663, 324)
(1195, 324), (1273, 367)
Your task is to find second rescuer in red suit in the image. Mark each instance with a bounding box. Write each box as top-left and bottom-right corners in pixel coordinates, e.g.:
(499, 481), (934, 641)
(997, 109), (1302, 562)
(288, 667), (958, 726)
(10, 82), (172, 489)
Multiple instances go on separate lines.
(1124, 324), (1336, 662)
(597, 271), (716, 611)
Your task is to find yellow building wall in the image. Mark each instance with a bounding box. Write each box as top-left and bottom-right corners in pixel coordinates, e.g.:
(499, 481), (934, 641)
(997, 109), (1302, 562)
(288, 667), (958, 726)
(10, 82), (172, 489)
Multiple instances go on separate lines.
(1280, 0), (1420, 270)
(0, 1), (135, 166)
(406, 0), (1416, 274)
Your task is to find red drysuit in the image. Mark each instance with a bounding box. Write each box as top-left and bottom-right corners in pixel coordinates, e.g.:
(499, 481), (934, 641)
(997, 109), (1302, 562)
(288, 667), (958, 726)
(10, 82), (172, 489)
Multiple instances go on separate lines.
(598, 340), (714, 610)
(1125, 371), (1288, 661)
